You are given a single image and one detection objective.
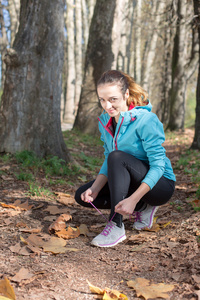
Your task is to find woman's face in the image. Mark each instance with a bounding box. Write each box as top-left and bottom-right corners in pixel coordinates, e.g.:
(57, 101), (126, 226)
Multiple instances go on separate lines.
(97, 84), (129, 122)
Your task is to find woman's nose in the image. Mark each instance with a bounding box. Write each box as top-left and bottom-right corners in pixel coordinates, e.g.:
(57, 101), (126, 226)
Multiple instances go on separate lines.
(105, 100), (112, 109)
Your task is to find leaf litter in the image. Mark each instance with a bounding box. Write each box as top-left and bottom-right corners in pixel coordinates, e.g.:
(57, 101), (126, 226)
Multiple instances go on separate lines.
(0, 128), (199, 299)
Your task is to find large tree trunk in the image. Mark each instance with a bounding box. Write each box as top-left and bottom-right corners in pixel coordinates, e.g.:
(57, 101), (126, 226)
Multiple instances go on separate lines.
(192, 0), (200, 149)
(74, 0), (116, 135)
(0, 0), (70, 161)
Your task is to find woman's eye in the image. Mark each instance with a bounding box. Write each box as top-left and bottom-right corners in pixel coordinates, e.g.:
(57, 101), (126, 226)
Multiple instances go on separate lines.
(111, 98), (117, 102)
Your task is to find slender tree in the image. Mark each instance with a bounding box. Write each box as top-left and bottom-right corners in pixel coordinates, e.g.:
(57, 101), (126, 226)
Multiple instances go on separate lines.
(0, 2), (9, 89)
(8, 0), (20, 46)
(167, 0), (197, 130)
(192, 0), (200, 149)
(74, 0), (117, 135)
(0, 0), (70, 161)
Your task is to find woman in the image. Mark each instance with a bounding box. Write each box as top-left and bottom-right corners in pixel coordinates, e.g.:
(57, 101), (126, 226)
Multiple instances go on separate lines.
(75, 70), (176, 248)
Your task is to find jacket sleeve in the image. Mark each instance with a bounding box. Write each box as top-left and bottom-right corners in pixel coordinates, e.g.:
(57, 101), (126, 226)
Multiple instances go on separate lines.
(139, 113), (166, 189)
(98, 123), (109, 177)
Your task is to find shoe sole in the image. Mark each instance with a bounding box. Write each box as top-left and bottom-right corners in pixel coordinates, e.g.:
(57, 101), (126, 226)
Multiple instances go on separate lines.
(91, 234), (126, 247)
(133, 206), (159, 230)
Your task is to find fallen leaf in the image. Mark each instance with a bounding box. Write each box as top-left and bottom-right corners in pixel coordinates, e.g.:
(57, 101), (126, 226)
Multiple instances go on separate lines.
(42, 237), (67, 254)
(87, 280), (104, 295)
(20, 234), (68, 254)
(127, 278), (174, 299)
(44, 205), (71, 215)
(55, 192), (75, 205)
(55, 226), (80, 239)
(19, 228), (42, 234)
(195, 290), (200, 300)
(11, 268), (34, 283)
(48, 214), (72, 233)
(79, 224), (89, 236)
(0, 277), (16, 300)
(87, 281), (128, 299)
(0, 200), (33, 211)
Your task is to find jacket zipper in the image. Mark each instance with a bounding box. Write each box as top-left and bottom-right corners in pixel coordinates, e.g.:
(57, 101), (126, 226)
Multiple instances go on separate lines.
(98, 117), (124, 150)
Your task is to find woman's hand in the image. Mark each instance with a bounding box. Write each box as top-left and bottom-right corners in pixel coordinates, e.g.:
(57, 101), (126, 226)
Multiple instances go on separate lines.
(115, 197), (137, 215)
(81, 188), (98, 203)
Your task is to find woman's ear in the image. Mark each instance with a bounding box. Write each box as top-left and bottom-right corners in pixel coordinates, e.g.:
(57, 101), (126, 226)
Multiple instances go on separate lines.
(125, 89), (130, 100)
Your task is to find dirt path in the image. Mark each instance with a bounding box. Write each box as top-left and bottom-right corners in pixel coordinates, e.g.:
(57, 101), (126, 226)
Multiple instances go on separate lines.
(0, 129), (199, 300)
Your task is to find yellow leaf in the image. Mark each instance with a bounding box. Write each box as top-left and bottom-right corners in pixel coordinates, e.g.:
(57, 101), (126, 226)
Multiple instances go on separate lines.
(162, 221), (172, 228)
(0, 296), (14, 300)
(55, 226), (80, 239)
(127, 278), (174, 300)
(87, 280), (104, 295)
(103, 288), (128, 299)
(0, 278), (16, 300)
(42, 237), (67, 254)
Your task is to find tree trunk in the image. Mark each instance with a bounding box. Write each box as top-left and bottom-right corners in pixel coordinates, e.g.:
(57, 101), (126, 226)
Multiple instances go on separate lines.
(168, 0), (197, 130)
(82, 0), (89, 52)
(63, 0), (76, 124)
(0, 0), (70, 162)
(8, 0), (20, 46)
(74, 0), (116, 135)
(142, 1), (166, 93)
(0, 3), (9, 89)
(192, 0), (200, 149)
(111, 0), (124, 69)
(134, 0), (142, 83)
(116, 0), (129, 72)
(74, 0), (82, 115)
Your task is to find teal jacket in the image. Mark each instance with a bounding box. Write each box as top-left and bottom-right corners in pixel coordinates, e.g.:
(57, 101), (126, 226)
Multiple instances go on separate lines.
(98, 101), (176, 190)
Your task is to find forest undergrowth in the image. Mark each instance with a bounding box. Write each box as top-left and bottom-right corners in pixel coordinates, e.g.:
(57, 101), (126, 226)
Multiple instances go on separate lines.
(0, 128), (199, 300)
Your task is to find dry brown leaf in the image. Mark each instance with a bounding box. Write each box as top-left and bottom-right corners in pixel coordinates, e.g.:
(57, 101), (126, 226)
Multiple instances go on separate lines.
(42, 237), (67, 254)
(55, 192), (75, 205)
(0, 277), (16, 300)
(79, 224), (89, 236)
(127, 277), (174, 299)
(11, 268), (34, 283)
(20, 234), (68, 254)
(19, 227), (42, 234)
(0, 200), (33, 211)
(1, 175), (13, 181)
(195, 290), (200, 300)
(44, 205), (71, 215)
(48, 214), (72, 233)
(55, 226), (80, 239)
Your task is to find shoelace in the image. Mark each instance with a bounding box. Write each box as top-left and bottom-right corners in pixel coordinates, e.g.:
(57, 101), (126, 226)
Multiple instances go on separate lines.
(101, 221), (115, 236)
(88, 200), (116, 234)
(132, 211), (142, 222)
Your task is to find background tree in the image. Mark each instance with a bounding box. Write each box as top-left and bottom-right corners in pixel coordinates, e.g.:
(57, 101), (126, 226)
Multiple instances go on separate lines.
(0, 0), (70, 161)
(192, 0), (200, 150)
(74, 0), (117, 135)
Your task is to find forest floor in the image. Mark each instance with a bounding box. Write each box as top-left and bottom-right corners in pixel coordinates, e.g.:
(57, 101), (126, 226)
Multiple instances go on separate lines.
(0, 128), (200, 300)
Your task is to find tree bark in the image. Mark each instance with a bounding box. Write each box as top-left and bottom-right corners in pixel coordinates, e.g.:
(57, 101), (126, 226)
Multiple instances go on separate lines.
(74, 0), (116, 135)
(142, 1), (166, 93)
(63, 0), (76, 123)
(134, 0), (142, 83)
(192, 0), (200, 149)
(8, 0), (20, 46)
(75, 0), (82, 114)
(0, 3), (9, 89)
(0, 0), (70, 161)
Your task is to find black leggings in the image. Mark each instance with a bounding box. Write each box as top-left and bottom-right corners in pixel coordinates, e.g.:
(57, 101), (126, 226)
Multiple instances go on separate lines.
(75, 150), (175, 227)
